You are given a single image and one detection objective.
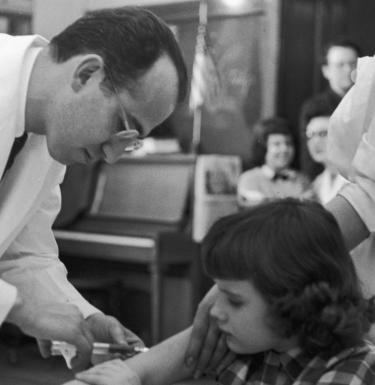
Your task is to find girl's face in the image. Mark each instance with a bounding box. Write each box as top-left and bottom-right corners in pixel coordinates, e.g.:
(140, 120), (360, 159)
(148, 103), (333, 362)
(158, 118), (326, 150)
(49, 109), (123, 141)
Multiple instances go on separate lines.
(210, 279), (297, 354)
(265, 134), (294, 172)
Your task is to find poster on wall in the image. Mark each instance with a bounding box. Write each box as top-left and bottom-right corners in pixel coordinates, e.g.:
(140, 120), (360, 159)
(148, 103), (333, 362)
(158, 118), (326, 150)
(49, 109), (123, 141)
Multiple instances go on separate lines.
(192, 154), (241, 242)
(168, 11), (264, 163)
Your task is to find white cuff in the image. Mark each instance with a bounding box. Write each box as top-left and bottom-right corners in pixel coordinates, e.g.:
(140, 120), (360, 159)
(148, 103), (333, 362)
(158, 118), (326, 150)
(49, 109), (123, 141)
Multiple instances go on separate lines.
(340, 134), (375, 231)
(339, 183), (375, 232)
(0, 280), (18, 324)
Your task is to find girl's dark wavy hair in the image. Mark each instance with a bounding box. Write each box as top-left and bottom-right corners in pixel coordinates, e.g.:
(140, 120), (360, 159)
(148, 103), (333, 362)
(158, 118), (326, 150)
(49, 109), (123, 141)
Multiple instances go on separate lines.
(202, 198), (375, 357)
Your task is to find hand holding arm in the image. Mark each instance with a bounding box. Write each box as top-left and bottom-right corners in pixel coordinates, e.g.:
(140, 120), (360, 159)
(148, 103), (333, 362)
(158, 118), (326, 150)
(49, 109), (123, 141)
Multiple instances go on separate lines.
(184, 285), (234, 378)
(325, 195), (369, 250)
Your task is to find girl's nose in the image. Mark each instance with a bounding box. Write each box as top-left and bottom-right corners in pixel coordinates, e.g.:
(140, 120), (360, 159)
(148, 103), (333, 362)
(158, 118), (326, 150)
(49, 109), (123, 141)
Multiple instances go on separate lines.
(210, 301), (228, 323)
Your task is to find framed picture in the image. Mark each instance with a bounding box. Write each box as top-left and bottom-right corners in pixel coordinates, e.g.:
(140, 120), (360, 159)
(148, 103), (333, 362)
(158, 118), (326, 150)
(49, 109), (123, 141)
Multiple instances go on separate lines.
(193, 155), (241, 241)
(0, 16), (9, 32)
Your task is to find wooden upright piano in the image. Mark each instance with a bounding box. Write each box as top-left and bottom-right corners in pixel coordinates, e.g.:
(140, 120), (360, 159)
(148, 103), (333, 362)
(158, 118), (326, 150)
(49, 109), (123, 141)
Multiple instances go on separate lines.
(53, 154), (199, 343)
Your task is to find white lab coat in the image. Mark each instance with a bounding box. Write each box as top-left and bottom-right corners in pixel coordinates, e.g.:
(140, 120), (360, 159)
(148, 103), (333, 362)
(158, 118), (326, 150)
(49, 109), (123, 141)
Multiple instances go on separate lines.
(0, 34), (98, 325)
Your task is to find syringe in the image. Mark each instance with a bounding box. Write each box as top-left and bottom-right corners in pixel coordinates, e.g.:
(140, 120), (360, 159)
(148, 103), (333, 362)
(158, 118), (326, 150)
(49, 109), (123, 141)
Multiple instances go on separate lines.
(92, 342), (149, 356)
(51, 341), (149, 368)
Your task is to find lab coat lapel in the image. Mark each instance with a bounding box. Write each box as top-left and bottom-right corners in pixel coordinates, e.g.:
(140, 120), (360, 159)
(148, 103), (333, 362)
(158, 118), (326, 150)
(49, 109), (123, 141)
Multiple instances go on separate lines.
(0, 120), (14, 180)
(0, 33), (48, 183)
(0, 34), (53, 254)
(0, 134), (55, 254)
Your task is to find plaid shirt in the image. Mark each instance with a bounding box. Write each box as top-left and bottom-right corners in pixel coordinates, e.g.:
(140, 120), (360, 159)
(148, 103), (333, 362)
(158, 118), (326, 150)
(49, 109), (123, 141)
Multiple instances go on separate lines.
(218, 342), (375, 385)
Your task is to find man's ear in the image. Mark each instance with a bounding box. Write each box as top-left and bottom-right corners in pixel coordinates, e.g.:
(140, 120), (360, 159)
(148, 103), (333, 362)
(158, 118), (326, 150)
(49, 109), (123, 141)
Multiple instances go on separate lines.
(71, 55), (104, 92)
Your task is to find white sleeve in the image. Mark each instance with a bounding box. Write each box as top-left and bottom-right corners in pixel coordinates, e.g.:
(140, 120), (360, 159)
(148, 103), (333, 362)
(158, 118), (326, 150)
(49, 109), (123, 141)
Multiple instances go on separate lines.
(0, 182), (100, 319)
(0, 279), (17, 325)
(327, 56), (375, 231)
(338, 134), (375, 231)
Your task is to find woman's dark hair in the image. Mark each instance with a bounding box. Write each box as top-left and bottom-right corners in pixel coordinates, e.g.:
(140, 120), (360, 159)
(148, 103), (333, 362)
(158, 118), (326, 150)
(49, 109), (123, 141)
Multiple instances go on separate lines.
(50, 7), (187, 103)
(202, 198), (375, 357)
(250, 117), (294, 167)
(303, 98), (338, 126)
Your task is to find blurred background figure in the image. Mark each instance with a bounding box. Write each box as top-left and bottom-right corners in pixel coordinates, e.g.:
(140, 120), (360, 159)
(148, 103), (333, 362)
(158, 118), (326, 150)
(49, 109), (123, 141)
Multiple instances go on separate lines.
(237, 117), (311, 208)
(299, 38), (361, 180)
(305, 100), (346, 204)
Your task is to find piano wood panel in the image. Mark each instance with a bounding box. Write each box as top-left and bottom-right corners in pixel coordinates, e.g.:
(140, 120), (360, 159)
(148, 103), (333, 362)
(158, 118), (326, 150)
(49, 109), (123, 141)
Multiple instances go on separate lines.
(90, 155), (194, 223)
(54, 154), (198, 343)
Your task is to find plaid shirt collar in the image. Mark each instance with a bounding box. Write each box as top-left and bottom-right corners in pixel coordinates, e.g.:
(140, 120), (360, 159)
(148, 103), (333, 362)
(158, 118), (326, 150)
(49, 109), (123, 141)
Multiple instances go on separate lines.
(277, 348), (310, 380)
(218, 342), (373, 385)
(218, 349), (310, 384)
(267, 344), (371, 380)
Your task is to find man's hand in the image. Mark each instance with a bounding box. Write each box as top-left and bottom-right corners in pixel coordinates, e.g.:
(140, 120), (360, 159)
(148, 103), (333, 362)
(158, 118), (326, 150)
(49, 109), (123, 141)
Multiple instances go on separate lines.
(184, 285), (234, 378)
(7, 301), (94, 370)
(85, 313), (143, 346)
(7, 301), (144, 371)
(85, 313), (144, 365)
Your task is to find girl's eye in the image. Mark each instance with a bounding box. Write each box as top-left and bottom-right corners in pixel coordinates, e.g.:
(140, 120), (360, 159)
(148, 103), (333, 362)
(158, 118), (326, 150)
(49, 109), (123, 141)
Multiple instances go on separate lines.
(227, 298), (243, 308)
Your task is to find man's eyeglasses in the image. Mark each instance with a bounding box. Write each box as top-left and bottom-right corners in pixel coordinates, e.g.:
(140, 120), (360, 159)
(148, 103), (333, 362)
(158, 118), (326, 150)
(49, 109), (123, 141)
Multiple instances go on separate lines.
(105, 68), (143, 152)
(306, 130), (328, 139)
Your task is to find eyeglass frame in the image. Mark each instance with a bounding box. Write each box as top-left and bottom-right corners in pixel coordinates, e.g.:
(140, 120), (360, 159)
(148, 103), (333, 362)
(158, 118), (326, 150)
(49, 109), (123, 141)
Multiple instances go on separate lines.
(306, 129), (328, 140)
(105, 67), (143, 152)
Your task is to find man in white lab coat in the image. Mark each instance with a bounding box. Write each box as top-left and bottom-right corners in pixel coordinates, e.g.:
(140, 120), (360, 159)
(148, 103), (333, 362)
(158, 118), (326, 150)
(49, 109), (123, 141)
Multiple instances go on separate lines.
(0, 6), (187, 370)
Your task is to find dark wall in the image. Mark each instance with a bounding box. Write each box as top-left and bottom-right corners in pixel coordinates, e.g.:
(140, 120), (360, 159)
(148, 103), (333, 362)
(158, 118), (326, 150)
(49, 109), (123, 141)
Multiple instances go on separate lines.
(277, 0), (375, 163)
(147, 0), (375, 167)
(347, 1), (375, 56)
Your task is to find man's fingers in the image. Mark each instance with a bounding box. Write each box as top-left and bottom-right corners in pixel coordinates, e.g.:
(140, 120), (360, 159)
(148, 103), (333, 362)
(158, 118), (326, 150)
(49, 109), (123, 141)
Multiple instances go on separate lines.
(85, 313), (144, 348)
(106, 318), (127, 344)
(71, 350), (91, 371)
(70, 329), (95, 371)
(121, 328), (145, 348)
(126, 335), (144, 346)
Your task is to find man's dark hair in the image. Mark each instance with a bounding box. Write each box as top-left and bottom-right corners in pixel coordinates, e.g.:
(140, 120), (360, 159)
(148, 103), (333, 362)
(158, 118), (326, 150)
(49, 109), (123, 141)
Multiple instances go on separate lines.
(50, 6), (187, 103)
(202, 198), (375, 357)
(250, 117), (294, 167)
(321, 37), (362, 65)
